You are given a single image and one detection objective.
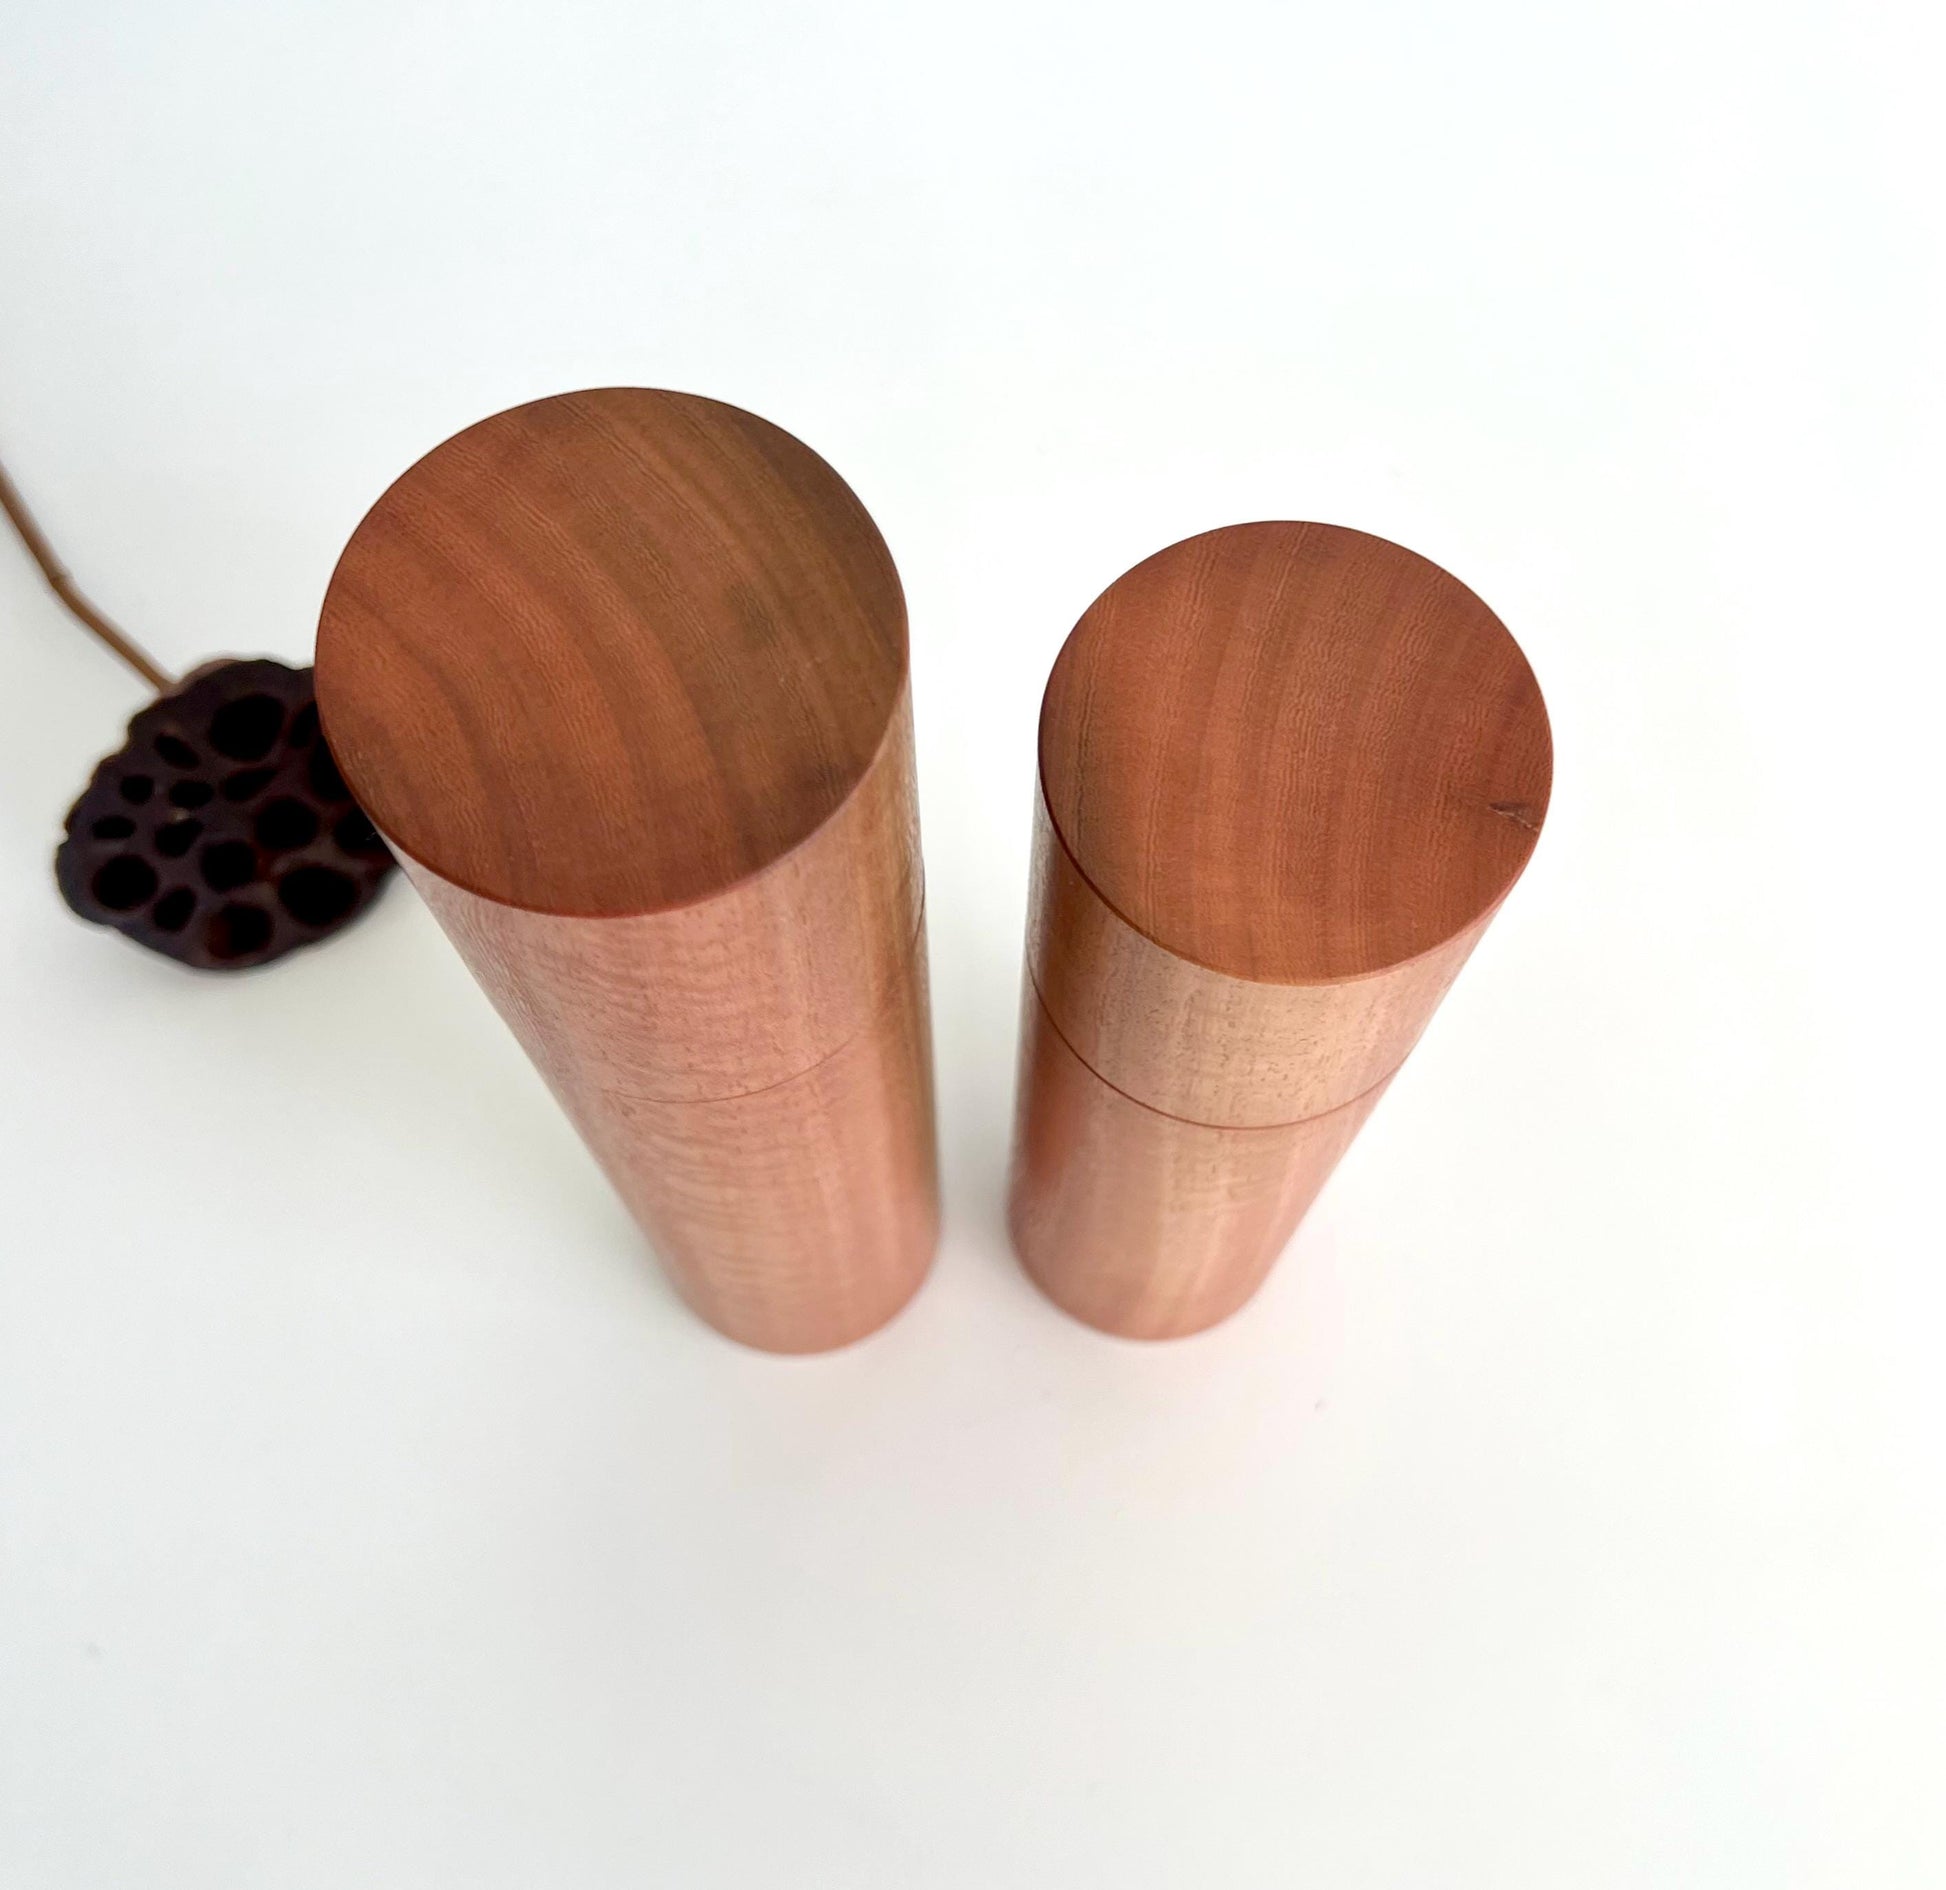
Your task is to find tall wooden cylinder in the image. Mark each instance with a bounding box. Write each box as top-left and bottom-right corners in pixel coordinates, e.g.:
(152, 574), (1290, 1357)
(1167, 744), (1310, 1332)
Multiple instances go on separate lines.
(1010, 522), (1552, 1340)
(315, 388), (937, 1353)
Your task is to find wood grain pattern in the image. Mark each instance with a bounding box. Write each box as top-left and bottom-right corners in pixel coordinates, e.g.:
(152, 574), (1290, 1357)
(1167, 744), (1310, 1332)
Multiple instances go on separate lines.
(1011, 987), (1388, 1340)
(412, 839), (937, 1354)
(1040, 521), (1549, 981)
(317, 387), (906, 917)
(407, 691), (921, 1106)
(1028, 794), (1491, 1127)
(1011, 522), (1550, 1339)
(316, 389), (936, 1352)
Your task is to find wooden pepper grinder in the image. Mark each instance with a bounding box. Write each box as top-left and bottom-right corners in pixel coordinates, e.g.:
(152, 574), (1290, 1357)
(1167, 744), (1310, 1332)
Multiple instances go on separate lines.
(1010, 522), (1552, 1339)
(316, 389), (937, 1353)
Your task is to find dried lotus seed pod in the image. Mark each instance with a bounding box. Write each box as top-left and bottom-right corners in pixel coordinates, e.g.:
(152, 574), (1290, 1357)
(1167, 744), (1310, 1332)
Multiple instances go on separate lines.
(55, 657), (395, 970)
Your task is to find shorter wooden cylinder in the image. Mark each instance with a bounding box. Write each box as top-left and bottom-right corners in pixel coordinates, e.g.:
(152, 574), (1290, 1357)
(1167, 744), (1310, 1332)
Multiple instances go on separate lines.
(316, 389), (937, 1352)
(1010, 522), (1551, 1339)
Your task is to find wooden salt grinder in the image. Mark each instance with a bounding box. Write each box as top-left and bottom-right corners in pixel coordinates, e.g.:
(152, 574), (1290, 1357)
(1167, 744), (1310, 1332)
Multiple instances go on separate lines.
(1010, 522), (1552, 1340)
(316, 389), (937, 1353)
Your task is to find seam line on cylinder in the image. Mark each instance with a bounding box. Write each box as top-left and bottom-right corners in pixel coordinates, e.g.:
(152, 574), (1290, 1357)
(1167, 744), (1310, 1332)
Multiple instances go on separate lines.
(603, 895), (927, 1110)
(1026, 970), (1401, 1134)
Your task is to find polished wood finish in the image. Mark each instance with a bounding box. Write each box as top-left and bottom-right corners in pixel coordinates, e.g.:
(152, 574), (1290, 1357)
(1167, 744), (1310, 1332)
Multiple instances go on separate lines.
(1012, 522), (1550, 1339)
(317, 388), (906, 918)
(407, 690), (921, 1106)
(408, 833), (936, 1353)
(1028, 796), (1494, 1127)
(316, 389), (936, 1352)
(1012, 988), (1389, 1340)
(1039, 521), (1550, 982)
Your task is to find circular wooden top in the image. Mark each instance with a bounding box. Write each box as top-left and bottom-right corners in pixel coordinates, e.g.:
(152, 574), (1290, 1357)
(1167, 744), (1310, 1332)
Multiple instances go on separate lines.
(315, 389), (907, 915)
(1040, 522), (1551, 983)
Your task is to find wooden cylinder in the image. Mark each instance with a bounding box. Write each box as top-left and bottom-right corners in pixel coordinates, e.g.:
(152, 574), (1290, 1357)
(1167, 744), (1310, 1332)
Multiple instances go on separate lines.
(1010, 522), (1552, 1339)
(315, 388), (937, 1353)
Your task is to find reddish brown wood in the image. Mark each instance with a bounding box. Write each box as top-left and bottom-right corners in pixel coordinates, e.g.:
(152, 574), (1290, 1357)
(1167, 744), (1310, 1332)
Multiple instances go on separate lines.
(316, 388), (937, 1352)
(1011, 522), (1551, 1339)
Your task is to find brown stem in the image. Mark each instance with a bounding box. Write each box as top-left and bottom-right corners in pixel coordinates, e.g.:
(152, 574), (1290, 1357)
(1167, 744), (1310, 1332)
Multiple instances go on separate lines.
(0, 450), (173, 692)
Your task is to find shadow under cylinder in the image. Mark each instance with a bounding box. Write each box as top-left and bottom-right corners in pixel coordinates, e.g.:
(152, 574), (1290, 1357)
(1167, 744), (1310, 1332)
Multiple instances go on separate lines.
(316, 388), (938, 1353)
(1010, 522), (1552, 1340)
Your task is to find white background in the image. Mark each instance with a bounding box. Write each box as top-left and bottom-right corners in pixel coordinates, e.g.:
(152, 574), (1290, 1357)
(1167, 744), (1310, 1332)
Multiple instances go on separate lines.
(3, 2), (1942, 1883)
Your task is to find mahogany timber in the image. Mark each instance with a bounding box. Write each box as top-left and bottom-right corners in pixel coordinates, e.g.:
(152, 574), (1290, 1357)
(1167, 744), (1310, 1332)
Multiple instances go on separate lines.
(317, 388), (937, 1352)
(1011, 521), (1551, 1339)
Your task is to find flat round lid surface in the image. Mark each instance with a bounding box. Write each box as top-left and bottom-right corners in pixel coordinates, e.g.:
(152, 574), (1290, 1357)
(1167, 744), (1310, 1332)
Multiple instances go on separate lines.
(316, 388), (906, 915)
(1040, 522), (1552, 983)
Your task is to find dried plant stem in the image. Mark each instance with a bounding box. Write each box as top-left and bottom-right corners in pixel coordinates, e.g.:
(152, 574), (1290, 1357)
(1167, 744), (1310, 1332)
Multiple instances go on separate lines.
(0, 450), (173, 692)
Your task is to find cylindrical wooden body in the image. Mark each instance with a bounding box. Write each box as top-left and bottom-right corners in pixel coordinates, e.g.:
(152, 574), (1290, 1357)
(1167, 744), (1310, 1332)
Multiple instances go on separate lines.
(1010, 522), (1551, 1339)
(316, 389), (937, 1352)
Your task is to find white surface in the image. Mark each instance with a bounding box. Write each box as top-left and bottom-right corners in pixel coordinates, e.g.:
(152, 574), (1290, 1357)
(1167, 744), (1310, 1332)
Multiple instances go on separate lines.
(3, 3), (1943, 1883)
